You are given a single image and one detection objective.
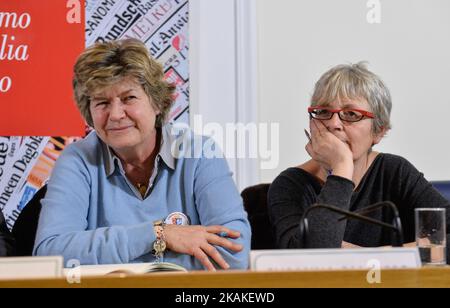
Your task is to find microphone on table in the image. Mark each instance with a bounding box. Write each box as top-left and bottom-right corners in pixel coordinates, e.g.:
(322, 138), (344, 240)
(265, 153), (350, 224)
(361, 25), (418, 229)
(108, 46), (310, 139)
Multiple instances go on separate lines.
(298, 201), (403, 248)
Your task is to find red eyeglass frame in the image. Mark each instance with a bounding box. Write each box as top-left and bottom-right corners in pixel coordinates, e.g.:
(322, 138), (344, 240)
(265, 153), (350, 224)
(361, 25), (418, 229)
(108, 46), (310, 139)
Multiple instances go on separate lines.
(307, 106), (375, 120)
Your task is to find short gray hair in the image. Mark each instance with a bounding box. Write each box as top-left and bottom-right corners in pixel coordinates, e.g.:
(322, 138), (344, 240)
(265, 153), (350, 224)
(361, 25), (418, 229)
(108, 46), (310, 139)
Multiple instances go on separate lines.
(311, 62), (392, 134)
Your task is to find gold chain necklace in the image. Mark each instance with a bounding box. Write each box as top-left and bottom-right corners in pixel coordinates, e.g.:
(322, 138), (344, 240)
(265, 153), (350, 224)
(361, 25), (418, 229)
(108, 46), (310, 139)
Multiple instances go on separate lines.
(136, 183), (147, 198)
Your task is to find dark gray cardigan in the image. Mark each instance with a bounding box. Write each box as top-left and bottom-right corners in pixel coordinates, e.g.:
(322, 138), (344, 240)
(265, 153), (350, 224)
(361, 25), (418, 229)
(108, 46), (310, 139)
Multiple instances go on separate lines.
(268, 153), (450, 263)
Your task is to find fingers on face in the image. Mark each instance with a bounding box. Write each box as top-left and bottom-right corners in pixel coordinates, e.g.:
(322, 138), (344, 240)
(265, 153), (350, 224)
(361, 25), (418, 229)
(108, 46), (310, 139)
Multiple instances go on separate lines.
(310, 119), (327, 137)
(310, 119), (318, 135)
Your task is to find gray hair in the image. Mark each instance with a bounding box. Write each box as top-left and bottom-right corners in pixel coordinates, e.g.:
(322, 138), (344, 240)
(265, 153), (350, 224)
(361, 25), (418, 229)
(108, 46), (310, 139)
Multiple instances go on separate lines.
(311, 62), (392, 134)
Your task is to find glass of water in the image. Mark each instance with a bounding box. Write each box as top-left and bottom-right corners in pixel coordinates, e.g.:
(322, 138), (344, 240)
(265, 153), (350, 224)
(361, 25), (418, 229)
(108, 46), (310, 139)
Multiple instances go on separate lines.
(415, 208), (447, 266)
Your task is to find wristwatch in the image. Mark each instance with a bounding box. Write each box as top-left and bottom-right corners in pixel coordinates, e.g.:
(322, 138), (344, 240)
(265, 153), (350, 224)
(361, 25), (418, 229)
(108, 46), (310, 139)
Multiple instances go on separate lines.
(152, 220), (166, 262)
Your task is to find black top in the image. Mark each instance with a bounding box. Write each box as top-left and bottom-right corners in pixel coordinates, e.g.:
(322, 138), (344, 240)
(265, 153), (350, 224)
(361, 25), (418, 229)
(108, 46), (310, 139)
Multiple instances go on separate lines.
(0, 209), (15, 256)
(268, 153), (450, 261)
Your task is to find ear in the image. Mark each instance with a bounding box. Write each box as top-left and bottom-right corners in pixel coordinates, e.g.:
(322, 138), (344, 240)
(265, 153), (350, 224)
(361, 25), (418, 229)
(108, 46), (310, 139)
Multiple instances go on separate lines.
(151, 102), (161, 115)
(372, 127), (387, 146)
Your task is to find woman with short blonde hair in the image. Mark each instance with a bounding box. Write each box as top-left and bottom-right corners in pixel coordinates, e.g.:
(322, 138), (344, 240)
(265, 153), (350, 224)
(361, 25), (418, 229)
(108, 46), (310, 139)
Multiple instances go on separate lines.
(34, 39), (251, 270)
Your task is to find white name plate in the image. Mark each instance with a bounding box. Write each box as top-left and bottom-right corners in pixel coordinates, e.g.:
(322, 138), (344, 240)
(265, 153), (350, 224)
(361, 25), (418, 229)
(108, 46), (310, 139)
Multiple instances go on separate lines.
(250, 248), (421, 271)
(0, 256), (63, 280)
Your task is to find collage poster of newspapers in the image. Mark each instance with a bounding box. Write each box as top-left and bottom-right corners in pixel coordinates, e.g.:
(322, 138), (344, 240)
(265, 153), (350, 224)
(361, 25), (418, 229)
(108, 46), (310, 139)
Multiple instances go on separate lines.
(0, 0), (190, 230)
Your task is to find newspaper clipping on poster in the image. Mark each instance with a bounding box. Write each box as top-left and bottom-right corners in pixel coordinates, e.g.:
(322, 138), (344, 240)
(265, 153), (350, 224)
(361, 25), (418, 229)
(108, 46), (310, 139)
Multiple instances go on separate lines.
(1, 0), (190, 229)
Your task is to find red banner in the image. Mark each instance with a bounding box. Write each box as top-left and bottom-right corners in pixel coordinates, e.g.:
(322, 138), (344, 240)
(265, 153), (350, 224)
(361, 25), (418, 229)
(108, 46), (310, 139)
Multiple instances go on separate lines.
(0, 0), (85, 136)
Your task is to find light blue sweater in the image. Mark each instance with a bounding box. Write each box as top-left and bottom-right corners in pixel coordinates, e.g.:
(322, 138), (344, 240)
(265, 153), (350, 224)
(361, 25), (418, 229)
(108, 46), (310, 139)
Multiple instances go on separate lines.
(33, 124), (251, 269)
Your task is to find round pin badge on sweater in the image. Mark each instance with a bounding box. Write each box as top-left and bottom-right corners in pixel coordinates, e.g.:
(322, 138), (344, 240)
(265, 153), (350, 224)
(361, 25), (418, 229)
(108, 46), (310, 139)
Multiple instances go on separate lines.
(165, 212), (191, 225)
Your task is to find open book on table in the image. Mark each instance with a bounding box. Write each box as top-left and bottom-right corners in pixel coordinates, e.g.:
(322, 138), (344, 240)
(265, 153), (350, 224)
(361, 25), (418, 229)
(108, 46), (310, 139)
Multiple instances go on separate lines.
(63, 262), (187, 277)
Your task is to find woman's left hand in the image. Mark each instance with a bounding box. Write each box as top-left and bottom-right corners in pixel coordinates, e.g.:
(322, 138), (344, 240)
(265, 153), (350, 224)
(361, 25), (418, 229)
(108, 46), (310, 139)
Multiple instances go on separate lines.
(163, 224), (243, 271)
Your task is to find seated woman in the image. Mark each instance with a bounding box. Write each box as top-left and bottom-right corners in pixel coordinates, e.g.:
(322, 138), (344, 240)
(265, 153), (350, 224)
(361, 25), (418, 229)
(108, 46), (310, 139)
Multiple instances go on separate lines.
(33, 39), (251, 270)
(268, 62), (450, 261)
(0, 209), (14, 256)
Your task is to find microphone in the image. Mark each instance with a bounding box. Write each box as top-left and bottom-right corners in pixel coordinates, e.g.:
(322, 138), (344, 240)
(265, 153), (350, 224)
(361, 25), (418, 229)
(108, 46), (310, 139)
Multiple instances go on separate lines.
(298, 201), (404, 248)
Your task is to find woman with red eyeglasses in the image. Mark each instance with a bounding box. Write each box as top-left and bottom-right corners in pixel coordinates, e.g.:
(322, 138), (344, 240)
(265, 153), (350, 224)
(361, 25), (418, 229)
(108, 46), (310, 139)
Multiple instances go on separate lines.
(268, 62), (449, 262)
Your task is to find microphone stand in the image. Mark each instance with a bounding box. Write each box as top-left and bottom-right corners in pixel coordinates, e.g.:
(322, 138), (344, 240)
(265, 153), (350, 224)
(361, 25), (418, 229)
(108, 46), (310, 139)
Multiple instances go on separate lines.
(298, 201), (403, 248)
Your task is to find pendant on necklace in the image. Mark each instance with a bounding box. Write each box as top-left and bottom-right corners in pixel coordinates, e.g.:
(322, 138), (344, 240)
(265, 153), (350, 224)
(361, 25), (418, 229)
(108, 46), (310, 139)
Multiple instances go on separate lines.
(137, 183), (147, 197)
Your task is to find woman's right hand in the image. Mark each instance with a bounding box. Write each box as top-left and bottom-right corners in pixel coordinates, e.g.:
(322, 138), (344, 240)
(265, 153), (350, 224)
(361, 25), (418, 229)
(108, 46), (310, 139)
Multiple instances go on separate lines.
(305, 119), (354, 180)
(163, 224), (243, 271)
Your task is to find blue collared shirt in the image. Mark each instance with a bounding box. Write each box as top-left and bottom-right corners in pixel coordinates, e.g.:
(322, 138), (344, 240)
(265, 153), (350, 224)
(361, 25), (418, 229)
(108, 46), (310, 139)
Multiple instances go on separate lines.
(33, 124), (251, 269)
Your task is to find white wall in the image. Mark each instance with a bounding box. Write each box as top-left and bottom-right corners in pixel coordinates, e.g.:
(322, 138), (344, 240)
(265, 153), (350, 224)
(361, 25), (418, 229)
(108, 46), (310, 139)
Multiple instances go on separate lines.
(257, 0), (450, 183)
(190, 0), (259, 192)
